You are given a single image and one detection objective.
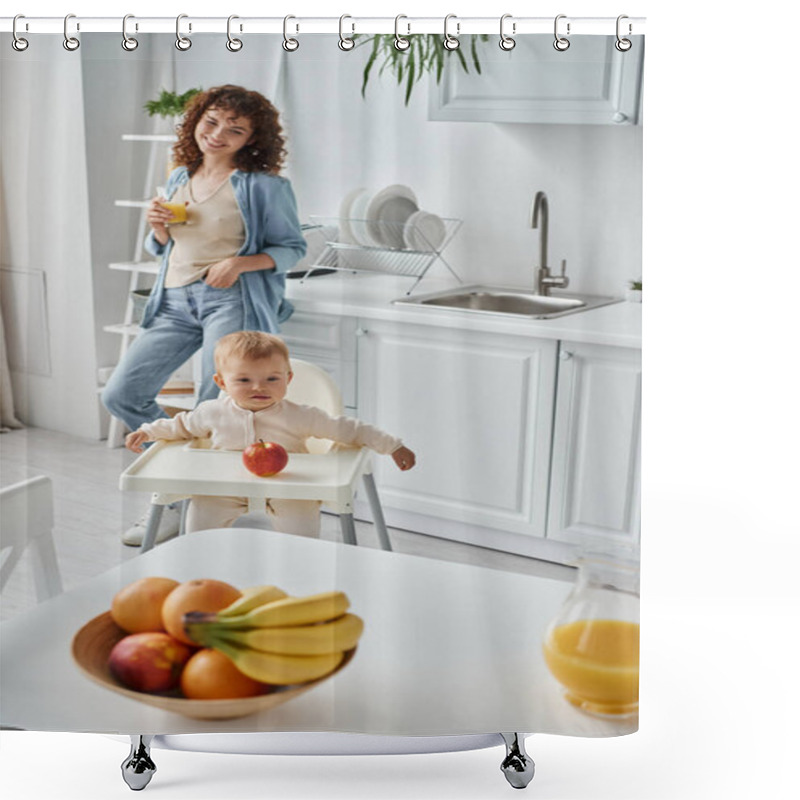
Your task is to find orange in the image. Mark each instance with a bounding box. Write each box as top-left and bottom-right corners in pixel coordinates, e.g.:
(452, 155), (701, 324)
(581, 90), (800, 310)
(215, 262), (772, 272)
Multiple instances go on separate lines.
(110, 576), (180, 633)
(180, 648), (266, 700)
(161, 579), (241, 645)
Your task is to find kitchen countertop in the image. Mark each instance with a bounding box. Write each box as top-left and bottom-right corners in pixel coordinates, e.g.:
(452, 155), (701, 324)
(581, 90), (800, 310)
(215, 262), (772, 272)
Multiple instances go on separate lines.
(285, 272), (642, 349)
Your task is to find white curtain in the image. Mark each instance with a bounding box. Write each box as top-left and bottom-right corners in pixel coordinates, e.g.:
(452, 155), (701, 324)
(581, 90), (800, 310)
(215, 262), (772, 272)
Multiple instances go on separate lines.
(0, 35), (99, 438)
(0, 305), (23, 431)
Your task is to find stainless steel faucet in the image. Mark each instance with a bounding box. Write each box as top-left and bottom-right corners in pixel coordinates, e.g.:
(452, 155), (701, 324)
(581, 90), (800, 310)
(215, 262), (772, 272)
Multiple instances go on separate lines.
(531, 191), (569, 295)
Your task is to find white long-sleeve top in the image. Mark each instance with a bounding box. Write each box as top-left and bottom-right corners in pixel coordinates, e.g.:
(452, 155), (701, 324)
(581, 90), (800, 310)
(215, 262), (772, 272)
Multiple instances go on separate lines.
(140, 395), (403, 455)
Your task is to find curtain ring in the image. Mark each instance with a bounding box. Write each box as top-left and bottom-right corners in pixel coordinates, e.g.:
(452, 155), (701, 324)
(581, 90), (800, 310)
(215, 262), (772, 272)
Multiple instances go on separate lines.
(499, 14), (516, 51)
(63, 13), (80, 51)
(283, 15), (299, 51)
(175, 14), (192, 51)
(443, 14), (460, 51)
(394, 15), (410, 52)
(554, 14), (570, 51)
(615, 14), (632, 52)
(121, 14), (139, 51)
(12, 15), (29, 52)
(226, 15), (243, 51)
(338, 14), (355, 51)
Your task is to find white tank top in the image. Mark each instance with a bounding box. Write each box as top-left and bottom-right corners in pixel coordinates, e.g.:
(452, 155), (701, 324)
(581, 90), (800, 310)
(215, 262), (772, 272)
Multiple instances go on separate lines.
(164, 177), (246, 288)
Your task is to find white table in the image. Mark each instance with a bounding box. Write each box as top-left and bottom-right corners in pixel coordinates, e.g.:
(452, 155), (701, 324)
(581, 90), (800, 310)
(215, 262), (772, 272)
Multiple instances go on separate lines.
(0, 529), (636, 738)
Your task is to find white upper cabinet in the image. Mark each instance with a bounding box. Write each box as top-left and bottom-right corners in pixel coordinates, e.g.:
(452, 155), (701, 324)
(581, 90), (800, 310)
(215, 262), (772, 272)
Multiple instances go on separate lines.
(429, 35), (644, 125)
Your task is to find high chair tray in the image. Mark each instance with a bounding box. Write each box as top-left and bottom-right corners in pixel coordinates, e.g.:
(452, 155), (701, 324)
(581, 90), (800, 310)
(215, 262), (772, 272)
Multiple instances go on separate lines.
(120, 440), (371, 504)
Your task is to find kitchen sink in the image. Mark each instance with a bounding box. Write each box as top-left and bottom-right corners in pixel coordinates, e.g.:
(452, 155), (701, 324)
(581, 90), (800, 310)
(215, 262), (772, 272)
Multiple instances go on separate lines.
(393, 285), (621, 320)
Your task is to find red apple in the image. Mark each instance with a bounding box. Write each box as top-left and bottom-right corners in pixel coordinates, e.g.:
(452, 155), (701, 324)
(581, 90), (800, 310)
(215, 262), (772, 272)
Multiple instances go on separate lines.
(242, 439), (289, 477)
(107, 632), (193, 693)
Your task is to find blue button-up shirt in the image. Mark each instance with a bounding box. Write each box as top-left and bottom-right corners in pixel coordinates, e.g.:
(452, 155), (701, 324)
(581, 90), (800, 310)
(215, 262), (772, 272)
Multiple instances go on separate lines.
(142, 167), (307, 332)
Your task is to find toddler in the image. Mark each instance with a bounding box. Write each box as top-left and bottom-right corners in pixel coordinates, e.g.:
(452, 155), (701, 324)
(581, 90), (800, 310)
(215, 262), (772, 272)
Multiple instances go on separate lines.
(126, 331), (416, 536)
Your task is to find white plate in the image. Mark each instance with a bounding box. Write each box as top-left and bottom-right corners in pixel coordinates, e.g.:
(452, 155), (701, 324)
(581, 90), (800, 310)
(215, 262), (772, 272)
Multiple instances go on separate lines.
(348, 189), (374, 246)
(365, 185), (418, 248)
(403, 210), (447, 252)
(338, 187), (368, 245)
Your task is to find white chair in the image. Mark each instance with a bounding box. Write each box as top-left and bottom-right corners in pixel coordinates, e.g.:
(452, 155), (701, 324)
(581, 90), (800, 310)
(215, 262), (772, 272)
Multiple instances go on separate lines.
(120, 359), (392, 553)
(0, 476), (64, 602)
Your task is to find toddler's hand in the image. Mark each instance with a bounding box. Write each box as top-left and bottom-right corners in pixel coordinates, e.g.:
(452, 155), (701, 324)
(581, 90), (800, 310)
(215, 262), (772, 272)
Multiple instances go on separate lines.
(392, 446), (416, 471)
(125, 430), (150, 453)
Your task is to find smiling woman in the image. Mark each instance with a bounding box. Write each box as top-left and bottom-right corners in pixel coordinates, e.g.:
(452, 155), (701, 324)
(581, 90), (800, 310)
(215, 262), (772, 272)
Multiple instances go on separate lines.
(101, 85), (307, 545)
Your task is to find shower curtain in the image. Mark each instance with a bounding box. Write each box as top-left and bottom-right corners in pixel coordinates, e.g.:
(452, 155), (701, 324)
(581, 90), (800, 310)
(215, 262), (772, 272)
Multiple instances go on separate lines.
(0, 17), (643, 780)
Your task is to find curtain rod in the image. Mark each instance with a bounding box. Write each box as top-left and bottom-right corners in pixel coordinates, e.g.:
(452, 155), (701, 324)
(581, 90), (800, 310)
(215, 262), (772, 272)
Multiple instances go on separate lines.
(1, 16), (646, 37)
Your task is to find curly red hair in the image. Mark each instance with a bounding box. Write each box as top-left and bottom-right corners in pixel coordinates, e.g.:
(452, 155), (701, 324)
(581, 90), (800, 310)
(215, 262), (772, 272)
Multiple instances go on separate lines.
(172, 85), (287, 175)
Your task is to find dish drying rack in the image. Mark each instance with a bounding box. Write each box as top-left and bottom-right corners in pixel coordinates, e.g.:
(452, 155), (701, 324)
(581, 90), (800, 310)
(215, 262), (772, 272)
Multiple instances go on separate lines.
(303, 215), (463, 294)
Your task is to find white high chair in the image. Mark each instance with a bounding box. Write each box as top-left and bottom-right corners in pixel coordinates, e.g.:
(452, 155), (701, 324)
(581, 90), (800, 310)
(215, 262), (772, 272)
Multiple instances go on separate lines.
(119, 359), (392, 553)
(0, 476), (64, 602)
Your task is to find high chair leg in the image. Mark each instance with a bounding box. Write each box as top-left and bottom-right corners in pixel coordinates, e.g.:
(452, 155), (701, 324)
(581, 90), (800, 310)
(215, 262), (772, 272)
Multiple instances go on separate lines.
(140, 505), (164, 553)
(339, 513), (358, 546)
(362, 472), (392, 552)
(178, 499), (189, 536)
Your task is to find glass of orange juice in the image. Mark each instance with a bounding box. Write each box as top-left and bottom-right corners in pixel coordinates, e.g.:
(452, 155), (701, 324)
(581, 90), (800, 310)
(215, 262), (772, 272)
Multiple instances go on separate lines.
(543, 552), (640, 718)
(160, 201), (188, 225)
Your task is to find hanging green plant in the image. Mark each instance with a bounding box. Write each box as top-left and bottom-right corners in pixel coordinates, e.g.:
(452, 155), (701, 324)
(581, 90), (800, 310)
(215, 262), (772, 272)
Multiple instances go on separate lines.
(143, 88), (202, 118)
(354, 34), (490, 106)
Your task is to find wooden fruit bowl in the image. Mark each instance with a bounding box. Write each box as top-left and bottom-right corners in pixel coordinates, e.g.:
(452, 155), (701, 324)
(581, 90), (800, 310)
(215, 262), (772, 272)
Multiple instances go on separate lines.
(71, 612), (355, 720)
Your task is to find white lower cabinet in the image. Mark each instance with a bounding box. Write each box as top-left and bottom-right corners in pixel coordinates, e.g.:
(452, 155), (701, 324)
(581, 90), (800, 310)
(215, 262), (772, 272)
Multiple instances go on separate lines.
(547, 342), (641, 551)
(355, 319), (558, 539)
(279, 312), (358, 411)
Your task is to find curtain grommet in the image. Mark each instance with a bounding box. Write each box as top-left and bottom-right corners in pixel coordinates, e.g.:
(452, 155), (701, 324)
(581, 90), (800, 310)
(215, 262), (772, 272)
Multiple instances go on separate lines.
(554, 14), (571, 51)
(121, 14), (139, 51)
(12, 14), (29, 51)
(499, 14), (516, 51)
(63, 13), (80, 51)
(226, 15), (243, 52)
(615, 15), (632, 51)
(282, 15), (300, 52)
(175, 14), (192, 51)
(443, 14), (460, 51)
(394, 15), (411, 52)
(338, 14), (355, 51)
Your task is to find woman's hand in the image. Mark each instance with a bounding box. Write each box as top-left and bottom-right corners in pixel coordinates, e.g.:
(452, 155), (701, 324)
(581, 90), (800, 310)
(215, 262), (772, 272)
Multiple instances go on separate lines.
(204, 254), (276, 288)
(391, 446), (416, 471)
(204, 257), (242, 288)
(146, 196), (175, 245)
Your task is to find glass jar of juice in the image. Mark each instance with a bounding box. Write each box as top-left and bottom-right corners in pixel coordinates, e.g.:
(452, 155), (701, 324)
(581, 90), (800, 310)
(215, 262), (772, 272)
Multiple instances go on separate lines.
(543, 551), (640, 718)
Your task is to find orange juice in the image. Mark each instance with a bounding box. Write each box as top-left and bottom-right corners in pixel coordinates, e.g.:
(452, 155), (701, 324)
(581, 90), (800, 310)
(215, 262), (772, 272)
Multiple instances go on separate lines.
(543, 618), (639, 717)
(161, 201), (187, 224)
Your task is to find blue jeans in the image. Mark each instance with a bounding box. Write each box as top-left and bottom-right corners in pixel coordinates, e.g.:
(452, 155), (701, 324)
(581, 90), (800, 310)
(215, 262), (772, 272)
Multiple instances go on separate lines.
(102, 281), (246, 432)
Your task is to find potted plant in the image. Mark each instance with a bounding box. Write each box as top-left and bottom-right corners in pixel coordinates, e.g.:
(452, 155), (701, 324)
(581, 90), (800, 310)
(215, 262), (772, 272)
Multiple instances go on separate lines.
(355, 34), (489, 106)
(626, 279), (642, 302)
(144, 88), (202, 120)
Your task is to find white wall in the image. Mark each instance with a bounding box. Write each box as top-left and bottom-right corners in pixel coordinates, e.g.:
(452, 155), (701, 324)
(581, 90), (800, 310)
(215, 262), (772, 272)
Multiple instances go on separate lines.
(281, 35), (642, 295)
(83, 34), (642, 301)
(0, 35), (100, 438)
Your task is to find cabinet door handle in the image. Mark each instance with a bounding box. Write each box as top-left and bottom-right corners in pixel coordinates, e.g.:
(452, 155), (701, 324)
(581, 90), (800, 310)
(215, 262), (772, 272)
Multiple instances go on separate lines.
(356, 327), (369, 337)
(560, 349), (574, 360)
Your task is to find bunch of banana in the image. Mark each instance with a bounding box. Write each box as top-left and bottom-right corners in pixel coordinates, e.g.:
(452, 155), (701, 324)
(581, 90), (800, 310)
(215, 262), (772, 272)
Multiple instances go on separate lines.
(183, 588), (364, 685)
